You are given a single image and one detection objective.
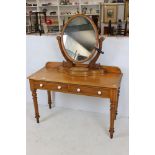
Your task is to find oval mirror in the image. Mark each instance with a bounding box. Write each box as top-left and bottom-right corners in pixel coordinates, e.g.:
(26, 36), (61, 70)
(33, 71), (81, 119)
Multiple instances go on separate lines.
(61, 14), (99, 63)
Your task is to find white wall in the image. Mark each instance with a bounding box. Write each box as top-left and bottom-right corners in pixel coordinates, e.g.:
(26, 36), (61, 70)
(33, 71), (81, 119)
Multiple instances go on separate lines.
(26, 35), (129, 117)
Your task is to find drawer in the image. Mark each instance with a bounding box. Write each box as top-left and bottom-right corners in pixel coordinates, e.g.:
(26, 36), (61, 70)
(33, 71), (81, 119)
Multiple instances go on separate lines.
(33, 81), (68, 92)
(68, 84), (110, 98)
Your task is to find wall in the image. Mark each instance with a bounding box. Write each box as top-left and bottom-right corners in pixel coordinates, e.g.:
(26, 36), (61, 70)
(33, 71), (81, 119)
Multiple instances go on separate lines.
(26, 35), (129, 117)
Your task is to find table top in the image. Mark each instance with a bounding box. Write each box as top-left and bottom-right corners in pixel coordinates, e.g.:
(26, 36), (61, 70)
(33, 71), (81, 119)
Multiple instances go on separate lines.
(28, 62), (122, 89)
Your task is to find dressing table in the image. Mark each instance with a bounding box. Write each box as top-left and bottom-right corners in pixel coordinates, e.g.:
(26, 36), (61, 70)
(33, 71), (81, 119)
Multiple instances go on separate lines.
(28, 14), (123, 139)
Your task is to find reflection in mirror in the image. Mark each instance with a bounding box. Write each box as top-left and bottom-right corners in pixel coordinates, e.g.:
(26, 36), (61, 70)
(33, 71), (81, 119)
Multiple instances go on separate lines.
(63, 16), (96, 62)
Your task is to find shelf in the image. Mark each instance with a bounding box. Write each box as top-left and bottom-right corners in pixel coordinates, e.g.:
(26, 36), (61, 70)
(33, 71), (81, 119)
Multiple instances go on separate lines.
(39, 5), (58, 7)
(27, 14), (58, 17)
(46, 15), (58, 17)
(80, 4), (99, 6)
(59, 5), (79, 7)
(60, 14), (75, 17)
(103, 3), (124, 5)
(26, 15), (58, 17)
(85, 14), (99, 16)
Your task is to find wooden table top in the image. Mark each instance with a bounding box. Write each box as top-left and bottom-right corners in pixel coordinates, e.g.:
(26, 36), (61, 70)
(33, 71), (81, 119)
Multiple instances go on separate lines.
(28, 62), (122, 89)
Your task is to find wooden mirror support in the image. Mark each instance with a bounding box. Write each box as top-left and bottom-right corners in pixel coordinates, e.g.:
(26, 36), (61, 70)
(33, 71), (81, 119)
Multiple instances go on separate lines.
(57, 35), (75, 68)
(88, 36), (104, 69)
(57, 14), (105, 76)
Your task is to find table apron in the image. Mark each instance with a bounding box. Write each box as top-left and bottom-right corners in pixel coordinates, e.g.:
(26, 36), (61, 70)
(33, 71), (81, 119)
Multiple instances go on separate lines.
(31, 81), (111, 98)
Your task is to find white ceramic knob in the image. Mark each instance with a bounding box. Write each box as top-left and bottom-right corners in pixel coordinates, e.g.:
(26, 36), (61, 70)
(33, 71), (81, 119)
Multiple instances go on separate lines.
(77, 88), (80, 92)
(40, 83), (43, 87)
(98, 91), (102, 95)
(57, 86), (61, 89)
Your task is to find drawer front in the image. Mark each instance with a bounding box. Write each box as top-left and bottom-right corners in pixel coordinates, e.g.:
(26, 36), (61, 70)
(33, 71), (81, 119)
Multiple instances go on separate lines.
(32, 81), (110, 98)
(33, 81), (68, 92)
(68, 84), (110, 98)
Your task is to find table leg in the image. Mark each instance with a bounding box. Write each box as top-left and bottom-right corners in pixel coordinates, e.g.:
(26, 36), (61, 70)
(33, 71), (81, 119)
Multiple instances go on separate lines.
(109, 89), (117, 139)
(31, 89), (40, 123)
(115, 87), (120, 120)
(47, 90), (52, 109)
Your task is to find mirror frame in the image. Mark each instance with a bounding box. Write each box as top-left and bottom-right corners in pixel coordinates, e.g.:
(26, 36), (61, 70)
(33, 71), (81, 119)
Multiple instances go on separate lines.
(61, 14), (99, 64)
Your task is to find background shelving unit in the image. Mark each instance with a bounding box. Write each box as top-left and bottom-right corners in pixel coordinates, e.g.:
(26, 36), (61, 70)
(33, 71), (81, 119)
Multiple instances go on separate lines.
(26, 0), (127, 35)
(26, 0), (37, 34)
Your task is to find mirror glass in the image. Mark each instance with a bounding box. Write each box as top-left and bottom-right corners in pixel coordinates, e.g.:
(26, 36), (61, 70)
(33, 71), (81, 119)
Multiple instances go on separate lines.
(63, 16), (97, 62)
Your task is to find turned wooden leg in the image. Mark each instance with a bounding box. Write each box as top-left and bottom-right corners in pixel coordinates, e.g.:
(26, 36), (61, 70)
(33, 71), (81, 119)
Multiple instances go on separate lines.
(109, 89), (117, 139)
(31, 89), (40, 123)
(47, 90), (52, 109)
(109, 101), (115, 138)
(115, 87), (120, 120)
